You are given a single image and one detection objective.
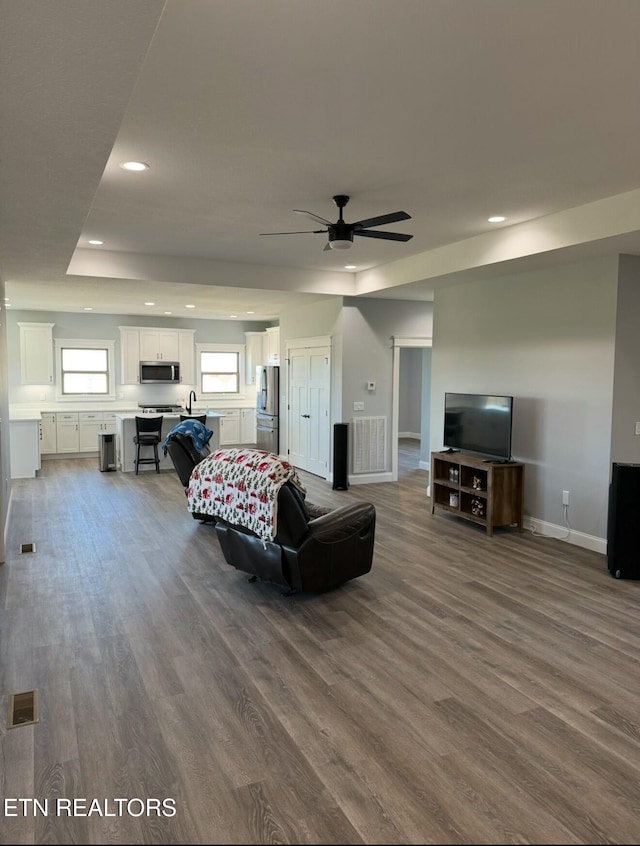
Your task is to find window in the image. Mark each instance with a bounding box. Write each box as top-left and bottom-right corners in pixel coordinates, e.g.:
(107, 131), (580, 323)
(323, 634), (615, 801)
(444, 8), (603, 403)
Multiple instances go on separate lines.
(55, 339), (116, 400)
(196, 343), (244, 397)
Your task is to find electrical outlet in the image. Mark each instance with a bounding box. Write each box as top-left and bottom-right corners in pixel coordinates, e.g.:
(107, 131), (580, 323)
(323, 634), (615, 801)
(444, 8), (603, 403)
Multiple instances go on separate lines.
(353, 401), (364, 411)
(562, 490), (570, 506)
(635, 422), (640, 435)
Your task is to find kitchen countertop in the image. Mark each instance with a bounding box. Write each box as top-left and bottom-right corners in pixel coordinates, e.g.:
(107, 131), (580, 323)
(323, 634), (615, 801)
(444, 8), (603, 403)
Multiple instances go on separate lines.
(9, 410), (43, 421)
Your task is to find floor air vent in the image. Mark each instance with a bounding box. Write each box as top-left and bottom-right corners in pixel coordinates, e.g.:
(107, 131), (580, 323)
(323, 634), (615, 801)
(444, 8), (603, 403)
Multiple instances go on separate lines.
(7, 690), (38, 728)
(19, 542), (36, 554)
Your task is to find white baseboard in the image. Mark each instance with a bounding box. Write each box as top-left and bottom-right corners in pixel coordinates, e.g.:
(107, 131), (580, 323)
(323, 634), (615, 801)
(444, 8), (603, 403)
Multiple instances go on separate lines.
(398, 432), (420, 440)
(523, 516), (606, 555)
(350, 471), (394, 485)
(419, 459), (429, 471)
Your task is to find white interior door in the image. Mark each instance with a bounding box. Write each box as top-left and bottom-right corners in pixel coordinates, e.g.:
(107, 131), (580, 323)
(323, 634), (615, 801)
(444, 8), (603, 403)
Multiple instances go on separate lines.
(287, 345), (330, 477)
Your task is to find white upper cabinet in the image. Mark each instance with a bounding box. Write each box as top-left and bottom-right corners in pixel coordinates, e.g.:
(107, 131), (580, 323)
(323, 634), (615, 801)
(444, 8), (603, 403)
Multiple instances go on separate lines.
(19, 322), (54, 384)
(119, 327), (141, 385)
(265, 326), (280, 364)
(139, 329), (180, 361)
(245, 331), (265, 385)
(179, 329), (196, 384)
(119, 326), (195, 384)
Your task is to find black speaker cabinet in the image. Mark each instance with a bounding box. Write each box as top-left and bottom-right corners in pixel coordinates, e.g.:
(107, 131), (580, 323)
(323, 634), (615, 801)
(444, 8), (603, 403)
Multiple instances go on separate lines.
(333, 422), (349, 490)
(607, 462), (640, 579)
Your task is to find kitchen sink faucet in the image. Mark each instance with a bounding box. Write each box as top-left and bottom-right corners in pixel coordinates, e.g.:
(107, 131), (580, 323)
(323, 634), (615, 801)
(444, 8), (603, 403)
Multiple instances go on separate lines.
(186, 390), (197, 415)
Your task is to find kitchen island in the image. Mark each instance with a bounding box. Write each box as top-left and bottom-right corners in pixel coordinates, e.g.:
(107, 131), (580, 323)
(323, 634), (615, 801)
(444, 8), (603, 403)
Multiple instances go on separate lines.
(115, 412), (223, 473)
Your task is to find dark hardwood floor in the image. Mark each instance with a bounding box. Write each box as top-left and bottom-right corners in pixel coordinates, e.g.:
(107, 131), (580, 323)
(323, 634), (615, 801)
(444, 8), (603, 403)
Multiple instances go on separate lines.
(2, 439), (639, 844)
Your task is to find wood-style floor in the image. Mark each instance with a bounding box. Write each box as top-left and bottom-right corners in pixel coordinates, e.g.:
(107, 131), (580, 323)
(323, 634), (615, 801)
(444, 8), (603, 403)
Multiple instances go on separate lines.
(2, 440), (640, 845)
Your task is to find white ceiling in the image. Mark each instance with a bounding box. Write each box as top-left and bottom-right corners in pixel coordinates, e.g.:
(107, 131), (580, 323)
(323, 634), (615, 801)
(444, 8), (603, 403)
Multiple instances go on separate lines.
(3, 0), (640, 322)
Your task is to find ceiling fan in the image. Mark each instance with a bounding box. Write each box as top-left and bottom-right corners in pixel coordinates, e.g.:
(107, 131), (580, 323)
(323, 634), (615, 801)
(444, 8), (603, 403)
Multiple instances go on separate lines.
(260, 194), (413, 250)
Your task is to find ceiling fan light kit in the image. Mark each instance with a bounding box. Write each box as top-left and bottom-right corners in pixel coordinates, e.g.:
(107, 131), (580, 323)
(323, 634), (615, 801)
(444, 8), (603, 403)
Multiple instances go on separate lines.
(261, 194), (413, 251)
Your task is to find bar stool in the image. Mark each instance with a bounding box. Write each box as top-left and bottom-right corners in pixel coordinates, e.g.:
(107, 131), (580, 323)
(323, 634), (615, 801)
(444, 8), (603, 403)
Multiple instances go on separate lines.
(133, 415), (163, 474)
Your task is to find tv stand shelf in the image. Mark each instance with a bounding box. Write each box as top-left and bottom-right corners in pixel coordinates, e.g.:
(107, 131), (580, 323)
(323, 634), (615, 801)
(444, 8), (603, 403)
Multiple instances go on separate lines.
(430, 451), (525, 536)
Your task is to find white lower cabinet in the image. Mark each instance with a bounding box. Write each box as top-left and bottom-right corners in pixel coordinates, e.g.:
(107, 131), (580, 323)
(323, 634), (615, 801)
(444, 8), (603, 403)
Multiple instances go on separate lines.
(40, 412), (57, 454)
(219, 409), (240, 445)
(240, 407), (256, 443)
(10, 419), (41, 479)
(79, 412), (116, 451)
(56, 412), (80, 453)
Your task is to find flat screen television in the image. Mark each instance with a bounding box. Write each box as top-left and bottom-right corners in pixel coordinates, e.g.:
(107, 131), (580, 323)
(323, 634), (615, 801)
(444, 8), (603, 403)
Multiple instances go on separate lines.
(444, 392), (513, 461)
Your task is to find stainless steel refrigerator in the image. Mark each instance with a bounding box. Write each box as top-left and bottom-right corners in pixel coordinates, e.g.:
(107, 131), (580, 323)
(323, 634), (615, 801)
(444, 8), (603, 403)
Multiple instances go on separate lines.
(256, 365), (279, 453)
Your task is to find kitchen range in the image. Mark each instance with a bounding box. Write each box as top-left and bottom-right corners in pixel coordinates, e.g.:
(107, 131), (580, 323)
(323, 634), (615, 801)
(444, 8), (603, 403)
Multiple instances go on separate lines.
(137, 403), (184, 414)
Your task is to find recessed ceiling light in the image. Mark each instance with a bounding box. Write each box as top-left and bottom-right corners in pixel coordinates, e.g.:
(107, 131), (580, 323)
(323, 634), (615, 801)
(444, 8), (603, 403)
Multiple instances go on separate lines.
(88, 239), (104, 245)
(488, 215), (507, 223)
(185, 304), (195, 309)
(344, 264), (357, 270)
(83, 307), (93, 311)
(246, 310), (255, 314)
(164, 311), (172, 315)
(229, 314), (238, 319)
(144, 301), (155, 306)
(120, 161), (150, 171)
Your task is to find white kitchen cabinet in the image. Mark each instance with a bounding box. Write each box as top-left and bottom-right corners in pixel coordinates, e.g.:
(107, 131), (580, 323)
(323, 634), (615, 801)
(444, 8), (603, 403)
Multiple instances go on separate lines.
(119, 326), (194, 384)
(40, 412), (57, 454)
(219, 409), (240, 445)
(245, 332), (265, 385)
(119, 326), (141, 384)
(10, 419), (41, 478)
(56, 412), (79, 453)
(79, 412), (118, 451)
(240, 407), (256, 444)
(102, 412), (117, 434)
(265, 326), (280, 364)
(139, 329), (180, 362)
(178, 329), (196, 384)
(19, 322), (54, 385)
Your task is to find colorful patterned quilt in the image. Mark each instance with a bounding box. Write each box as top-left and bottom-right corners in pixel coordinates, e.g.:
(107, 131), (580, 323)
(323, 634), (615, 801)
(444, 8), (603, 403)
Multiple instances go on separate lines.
(186, 448), (306, 541)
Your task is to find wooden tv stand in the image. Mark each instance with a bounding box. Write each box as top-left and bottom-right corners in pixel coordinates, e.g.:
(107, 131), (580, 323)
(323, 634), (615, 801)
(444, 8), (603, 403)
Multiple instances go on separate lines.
(430, 451), (525, 536)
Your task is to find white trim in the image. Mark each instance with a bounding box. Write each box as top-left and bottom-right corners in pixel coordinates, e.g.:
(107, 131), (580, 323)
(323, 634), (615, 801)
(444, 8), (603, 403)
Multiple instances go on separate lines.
(196, 341), (246, 399)
(523, 516), (606, 555)
(285, 335), (332, 351)
(392, 336), (433, 348)
(349, 471), (394, 485)
(54, 338), (116, 402)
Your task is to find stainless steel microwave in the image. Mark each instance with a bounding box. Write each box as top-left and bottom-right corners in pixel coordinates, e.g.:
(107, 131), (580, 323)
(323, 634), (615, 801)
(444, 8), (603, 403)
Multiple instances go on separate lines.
(139, 361), (181, 384)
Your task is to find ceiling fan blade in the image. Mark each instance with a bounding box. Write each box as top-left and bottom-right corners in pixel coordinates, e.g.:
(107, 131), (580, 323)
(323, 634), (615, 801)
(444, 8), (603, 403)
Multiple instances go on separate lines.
(355, 229), (413, 242)
(352, 210), (411, 229)
(260, 229), (327, 235)
(293, 209), (334, 226)
(323, 241), (332, 251)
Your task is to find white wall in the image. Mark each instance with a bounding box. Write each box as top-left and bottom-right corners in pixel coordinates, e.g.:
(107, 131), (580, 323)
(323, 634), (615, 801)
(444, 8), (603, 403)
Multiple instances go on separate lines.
(431, 255), (619, 544)
(0, 274), (9, 562)
(278, 296), (344, 458)
(610, 254), (640, 465)
(342, 298), (434, 473)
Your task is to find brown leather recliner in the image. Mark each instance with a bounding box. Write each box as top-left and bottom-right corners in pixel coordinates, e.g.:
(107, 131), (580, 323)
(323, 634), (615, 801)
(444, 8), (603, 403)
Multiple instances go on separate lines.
(165, 433), (376, 593)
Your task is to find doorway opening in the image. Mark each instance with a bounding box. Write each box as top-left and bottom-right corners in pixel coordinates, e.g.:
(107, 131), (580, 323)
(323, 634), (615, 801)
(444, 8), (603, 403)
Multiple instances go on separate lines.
(391, 337), (432, 482)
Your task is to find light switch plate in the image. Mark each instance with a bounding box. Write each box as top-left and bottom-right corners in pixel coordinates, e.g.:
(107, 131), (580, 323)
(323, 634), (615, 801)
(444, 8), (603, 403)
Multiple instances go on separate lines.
(353, 401), (364, 411)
